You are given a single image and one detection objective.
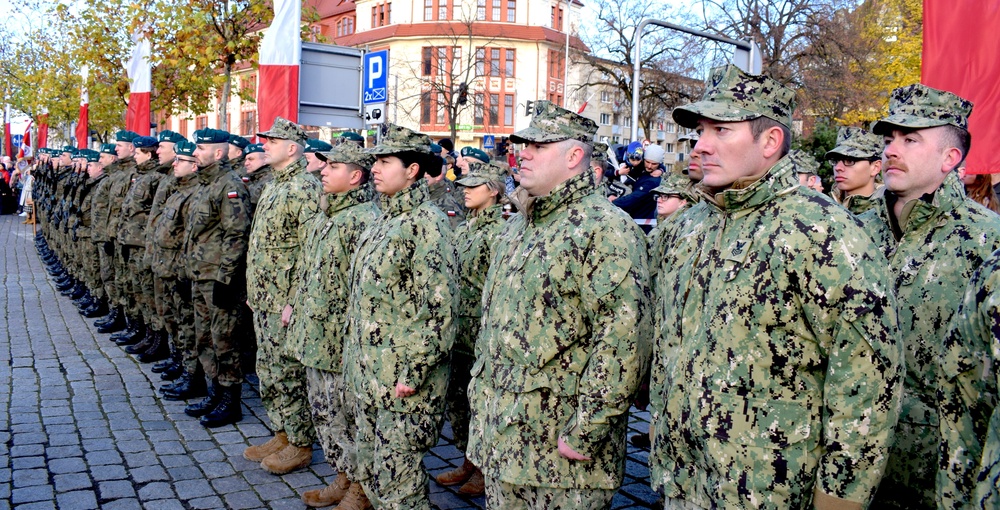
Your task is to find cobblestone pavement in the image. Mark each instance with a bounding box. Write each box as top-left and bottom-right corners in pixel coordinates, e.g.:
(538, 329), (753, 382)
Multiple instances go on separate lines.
(0, 214), (659, 510)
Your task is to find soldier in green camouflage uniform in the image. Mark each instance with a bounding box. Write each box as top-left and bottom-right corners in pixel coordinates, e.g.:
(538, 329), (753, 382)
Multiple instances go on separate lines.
(107, 131), (143, 345)
(74, 150), (105, 316)
(304, 138), (333, 179)
(466, 101), (651, 509)
(181, 129), (252, 428)
(826, 127), (884, 215)
(434, 160), (509, 497)
(789, 148), (824, 192)
(244, 118), (321, 474)
(285, 143), (379, 509)
(343, 124), (458, 510)
(591, 142), (612, 198)
(858, 84), (1000, 509)
(228, 134), (249, 172)
(241, 143), (273, 216)
(649, 65), (904, 510)
(92, 145), (121, 328)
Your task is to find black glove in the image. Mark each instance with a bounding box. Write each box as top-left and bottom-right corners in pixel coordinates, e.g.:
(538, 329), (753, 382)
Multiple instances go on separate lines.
(176, 278), (192, 302)
(212, 280), (238, 309)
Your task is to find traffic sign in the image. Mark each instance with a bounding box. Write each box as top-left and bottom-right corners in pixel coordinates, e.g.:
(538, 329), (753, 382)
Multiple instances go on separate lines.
(483, 135), (495, 149)
(363, 50), (389, 105)
(364, 103), (386, 125)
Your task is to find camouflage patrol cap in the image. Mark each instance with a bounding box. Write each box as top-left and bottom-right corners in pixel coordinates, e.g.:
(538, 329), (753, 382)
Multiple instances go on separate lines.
(158, 130), (186, 144)
(174, 141), (197, 159)
(132, 136), (158, 149)
(652, 172), (697, 202)
(256, 116), (308, 145)
(789, 149), (819, 175)
(509, 100), (598, 144)
(317, 142), (375, 169)
(228, 134), (250, 149)
(364, 124), (432, 155)
(457, 160), (508, 188)
(81, 149), (101, 163)
(460, 146), (490, 163)
(244, 143), (265, 154)
(825, 127), (883, 160)
(100, 144), (117, 156)
(672, 64), (796, 129)
(592, 142), (609, 163)
(193, 128), (230, 144)
(304, 138), (334, 154)
(871, 83), (973, 135)
(115, 130), (139, 143)
(61, 145), (78, 155)
(339, 131), (365, 143)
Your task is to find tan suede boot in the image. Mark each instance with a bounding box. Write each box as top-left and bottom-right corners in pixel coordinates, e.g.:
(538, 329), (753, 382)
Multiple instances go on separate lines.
(243, 432), (289, 462)
(261, 443), (313, 475)
(434, 457), (476, 486)
(333, 483), (373, 510)
(457, 468), (485, 496)
(302, 471), (351, 507)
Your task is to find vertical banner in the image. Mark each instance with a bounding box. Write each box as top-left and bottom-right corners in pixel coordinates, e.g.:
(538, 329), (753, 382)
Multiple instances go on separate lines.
(126, 33), (152, 135)
(38, 109), (49, 150)
(257, 0), (301, 132)
(77, 66), (90, 149)
(3, 106), (11, 158)
(19, 121), (32, 159)
(923, 1), (1000, 174)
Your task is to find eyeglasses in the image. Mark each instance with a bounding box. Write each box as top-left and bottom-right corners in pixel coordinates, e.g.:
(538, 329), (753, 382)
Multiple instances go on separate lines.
(654, 194), (680, 201)
(833, 158), (878, 167)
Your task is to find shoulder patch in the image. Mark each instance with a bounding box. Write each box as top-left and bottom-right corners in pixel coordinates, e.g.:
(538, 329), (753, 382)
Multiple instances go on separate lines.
(242, 177), (250, 183)
(227, 191), (239, 199)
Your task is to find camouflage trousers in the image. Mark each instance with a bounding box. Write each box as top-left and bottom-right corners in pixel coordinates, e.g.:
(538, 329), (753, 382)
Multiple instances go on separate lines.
(484, 479), (616, 510)
(99, 241), (118, 305)
(355, 403), (442, 510)
(156, 276), (197, 373)
(871, 420), (937, 509)
(444, 351), (475, 452)
(305, 368), (359, 480)
(79, 239), (105, 301)
(192, 280), (242, 387)
(252, 311), (315, 447)
(125, 245), (155, 328)
(114, 242), (136, 315)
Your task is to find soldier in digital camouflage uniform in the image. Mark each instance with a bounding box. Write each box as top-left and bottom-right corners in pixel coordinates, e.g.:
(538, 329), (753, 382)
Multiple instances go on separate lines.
(826, 127), (884, 215)
(646, 170), (698, 287)
(649, 65), (904, 510)
(92, 144), (122, 329)
(425, 143), (466, 229)
(466, 101), (651, 510)
(241, 143), (273, 216)
(244, 117), (321, 474)
(936, 247), (1000, 509)
(179, 129), (252, 428)
(107, 131), (143, 345)
(590, 142), (612, 198)
(789, 148), (824, 193)
(285, 143), (379, 509)
(343, 124), (458, 510)
(858, 84), (1000, 510)
(434, 160), (509, 497)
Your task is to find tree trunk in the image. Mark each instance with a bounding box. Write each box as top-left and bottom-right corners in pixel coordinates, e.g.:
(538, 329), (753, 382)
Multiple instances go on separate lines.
(219, 62), (232, 132)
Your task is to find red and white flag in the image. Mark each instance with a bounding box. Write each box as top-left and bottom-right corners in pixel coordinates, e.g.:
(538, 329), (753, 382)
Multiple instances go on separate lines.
(76, 66), (90, 149)
(923, 0), (1000, 174)
(38, 108), (49, 150)
(257, 0), (301, 133)
(3, 105), (11, 158)
(126, 33), (152, 136)
(19, 121), (32, 159)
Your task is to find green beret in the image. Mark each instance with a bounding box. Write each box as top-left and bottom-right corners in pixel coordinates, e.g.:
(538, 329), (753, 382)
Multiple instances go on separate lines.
(133, 136), (158, 149)
(81, 149), (101, 163)
(673, 64), (796, 130)
(193, 128), (230, 144)
(175, 141), (197, 158)
(304, 138), (334, 154)
(460, 146), (490, 163)
(257, 116), (308, 145)
(245, 143), (265, 154)
(228, 134), (250, 149)
(100, 144), (117, 155)
(158, 130), (186, 144)
(510, 100), (598, 144)
(365, 124), (432, 155)
(339, 131), (365, 143)
(61, 145), (78, 155)
(115, 130), (139, 143)
(872, 83), (973, 135)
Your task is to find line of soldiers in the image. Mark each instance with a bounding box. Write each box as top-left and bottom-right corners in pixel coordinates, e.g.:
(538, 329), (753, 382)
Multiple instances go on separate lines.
(27, 62), (1000, 510)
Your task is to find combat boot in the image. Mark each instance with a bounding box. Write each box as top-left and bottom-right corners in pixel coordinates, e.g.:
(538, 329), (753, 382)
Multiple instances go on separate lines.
(435, 457), (477, 486)
(83, 299), (109, 318)
(332, 483), (372, 510)
(56, 277), (76, 292)
(200, 383), (243, 428)
(74, 293), (95, 310)
(125, 327), (156, 354)
(261, 443), (312, 474)
(161, 372), (208, 401)
(159, 362), (183, 381)
(457, 468), (485, 496)
(113, 317), (145, 346)
(69, 283), (88, 300)
(152, 345), (179, 373)
(137, 330), (169, 363)
(54, 273), (73, 286)
(302, 472), (351, 507)
(95, 307), (124, 331)
(184, 378), (220, 417)
(244, 432), (289, 462)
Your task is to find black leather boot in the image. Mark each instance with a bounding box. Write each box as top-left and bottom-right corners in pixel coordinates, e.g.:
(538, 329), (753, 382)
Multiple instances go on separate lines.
(96, 308), (126, 333)
(200, 383), (243, 427)
(113, 317), (145, 345)
(83, 299), (109, 318)
(125, 327), (156, 354)
(161, 372), (208, 401)
(184, 378), (220, 417)
(137, 330), (169, 363)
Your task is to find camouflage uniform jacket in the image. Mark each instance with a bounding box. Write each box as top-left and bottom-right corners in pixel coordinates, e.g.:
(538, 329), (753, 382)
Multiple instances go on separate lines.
(286, 187), (379, 372)
(428, 178), (467, 229)
(650, 156), (904, 507)
(148, 174), (199, 279)
(90, 170), (114, 244)
(453, 204), (506, 357)
(75, 174), (102, 238)
(106, 156), (137, 241)
(246, 157), (321, 313)
(118, 159), (164, 247)
(466, 170), (652, 490)
(343, 180), (458, 415)
(183, 161), (252, 284)
(937, 248), (1000, 509)
(144, 174), (177, 266)
(242, 165), (273, 217)
(858, 173), (1000, 434)
(833, 185), (884, 215)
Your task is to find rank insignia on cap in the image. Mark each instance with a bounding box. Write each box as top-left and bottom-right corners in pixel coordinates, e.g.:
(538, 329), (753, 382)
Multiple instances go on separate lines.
(227, 191), (239, 199)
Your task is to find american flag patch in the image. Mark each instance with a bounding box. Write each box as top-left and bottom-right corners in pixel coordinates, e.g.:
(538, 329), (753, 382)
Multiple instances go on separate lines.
(447, 210), (456, 217)
(227, 191), (239, 199)
(242, 177), (250, 183)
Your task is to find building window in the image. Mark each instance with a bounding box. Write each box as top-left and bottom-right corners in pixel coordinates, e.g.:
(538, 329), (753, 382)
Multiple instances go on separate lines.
(600, 113), (611, 125)
(372, 2), (391, 27)
(436, 92), (447, 124)
(424, 0), (432, 20)
(423, 46), (460, 77)
(476, 0), (485, 20)
(551, 4), (563, 30)
(666, 122), (676, 133)
(547, 92), (563, 106)
(241, 111), (256, 135)
(478, 47), (515, 78)
(601, 90), (611, 103)
(424, 0), (450, 20)
(489, 93), (499, 126)
(437, 47), (448, 75)
(492, 0), (500, 20)
(421, 92), (432, 124)
(547, 50), (564, 80)
(422, 47), (433, 75)
(666, 143), (674, 153)
(506, 0), (515, 21)
(240, 74), (257, 100)
(179, 119), (189, 138)
(475, 48), (485, 76)
(504, 94), (514, 125)
(505, 49), (515, 77)
(474, 94), (484, 125)
(490, 49), (500, 77)
(196, 115), (208, 130)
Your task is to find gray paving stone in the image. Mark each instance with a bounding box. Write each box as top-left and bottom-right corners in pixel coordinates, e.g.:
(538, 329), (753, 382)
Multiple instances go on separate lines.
(99, 497), (142, 509)
(13, 468), (49, 488)
(136, 481), (174, 501)
(98, 480), (136, 500)
(53, 472), (92, 493)
(124, 452), (160, 468)
(129, 465), (168, 484)
(55, 490), (99, 510)
(159, 454), (194, 469)
(211, 475), (251, 494)
(11, 484), (55, 504)
(253, 481), (295, 501)
(200, 461), (236, 479)
(188, 496), (224, 509)
(167, 465), (204, 481)
(12, 456), (46, 470)
(192, 449), (226, 463)
(174, 478), (214, 499)
(46, 445), (84, 458)
(48, 457), (87, 475)
(13, 501), (57, 510)
(90, 465), (128, 482)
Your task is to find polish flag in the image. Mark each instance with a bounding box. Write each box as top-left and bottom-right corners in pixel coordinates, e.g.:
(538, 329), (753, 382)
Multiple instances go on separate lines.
(19, 121), (32, 159)
(77, 66), (90, 149)
(923, 1), (1000, 174)
(3, 105), (11, 159)
(38, 108), (49, 150)
(256, 0), (301, 133)
(126, 33), (152, 136)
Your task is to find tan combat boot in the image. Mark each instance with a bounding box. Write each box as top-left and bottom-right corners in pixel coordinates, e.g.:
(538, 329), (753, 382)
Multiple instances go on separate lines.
(434, 457), (476, 486)
(457, 468), (485, 496)
(302, 471), (351, 507)
(333, 483), (373, 510)
(243, 432), (289, 462)
(261, 443), (313, 475)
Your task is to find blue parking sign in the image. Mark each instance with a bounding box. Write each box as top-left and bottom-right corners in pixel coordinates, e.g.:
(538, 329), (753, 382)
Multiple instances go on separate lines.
(363, 50), (389, 105)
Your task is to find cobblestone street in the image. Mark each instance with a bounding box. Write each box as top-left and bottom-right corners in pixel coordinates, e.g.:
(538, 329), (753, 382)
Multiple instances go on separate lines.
(0, 213), (659, 510)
